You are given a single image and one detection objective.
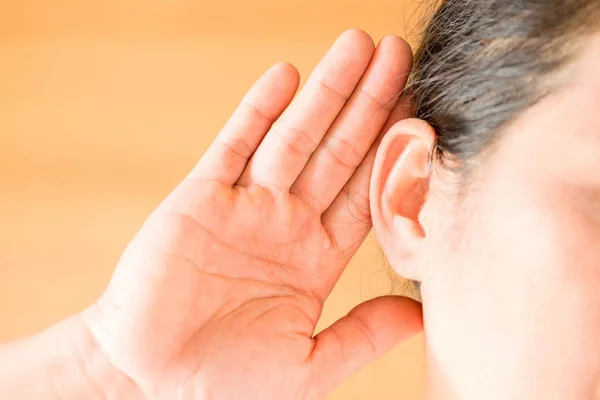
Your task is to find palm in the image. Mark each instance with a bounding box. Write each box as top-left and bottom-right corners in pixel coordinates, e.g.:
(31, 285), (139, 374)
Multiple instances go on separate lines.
(83, 30), (422, 400)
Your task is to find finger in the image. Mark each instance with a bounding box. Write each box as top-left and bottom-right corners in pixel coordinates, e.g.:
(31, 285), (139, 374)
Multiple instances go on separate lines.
(309, 296), (423, 399)
(322, 97), (413, 259)
(237, 29), (375, 189)
(291, 36), (412, 214)
(192, 63), (300, 185)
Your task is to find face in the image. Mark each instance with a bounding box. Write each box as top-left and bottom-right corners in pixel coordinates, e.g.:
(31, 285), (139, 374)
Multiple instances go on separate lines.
(371, 34), (600, 399)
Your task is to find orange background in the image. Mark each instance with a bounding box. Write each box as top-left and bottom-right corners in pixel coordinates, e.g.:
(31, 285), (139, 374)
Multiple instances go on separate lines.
(0, 1), (425, 398)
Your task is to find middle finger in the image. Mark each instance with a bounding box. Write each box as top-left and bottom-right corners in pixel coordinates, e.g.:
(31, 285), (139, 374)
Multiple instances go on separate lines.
(291, 36), (412, 214)
(237, 29), (375, 190)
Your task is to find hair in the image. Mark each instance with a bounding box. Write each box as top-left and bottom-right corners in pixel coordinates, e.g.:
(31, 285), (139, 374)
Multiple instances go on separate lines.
(402, 0), (600, 296)
(406, 0), (600, 170)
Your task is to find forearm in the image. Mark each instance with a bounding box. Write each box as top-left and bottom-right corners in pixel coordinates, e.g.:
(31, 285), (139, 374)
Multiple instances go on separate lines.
(0, 314), (141, 400)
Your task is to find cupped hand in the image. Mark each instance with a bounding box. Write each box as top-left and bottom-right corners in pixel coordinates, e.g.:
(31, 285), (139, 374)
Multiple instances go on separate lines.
(83, 30), (423, 400)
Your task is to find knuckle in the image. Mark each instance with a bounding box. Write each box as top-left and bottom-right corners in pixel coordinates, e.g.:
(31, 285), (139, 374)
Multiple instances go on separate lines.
(218, 136), (253, 159)
(314, 76), (347, 101)
(241, 100), (275, 124)
(347, 313), (378, 353)
(274, 125), (319, 157)
(323, 136), (362, 170)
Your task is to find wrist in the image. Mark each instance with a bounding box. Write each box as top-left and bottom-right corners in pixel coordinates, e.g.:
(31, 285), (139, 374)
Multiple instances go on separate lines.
(0, 313), (142, 400)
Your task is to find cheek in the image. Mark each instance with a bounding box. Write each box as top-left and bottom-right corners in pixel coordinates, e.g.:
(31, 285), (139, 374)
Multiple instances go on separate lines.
(474, 179), (600, 290)
(427, 178), (600, 396)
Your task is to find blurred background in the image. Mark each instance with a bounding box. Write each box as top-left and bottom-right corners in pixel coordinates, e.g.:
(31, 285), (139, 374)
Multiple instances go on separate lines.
(0, 1), (426, 398)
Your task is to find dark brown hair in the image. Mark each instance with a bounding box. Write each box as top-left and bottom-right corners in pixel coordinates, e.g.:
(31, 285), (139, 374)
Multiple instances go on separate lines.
(407, 0), (600, 169)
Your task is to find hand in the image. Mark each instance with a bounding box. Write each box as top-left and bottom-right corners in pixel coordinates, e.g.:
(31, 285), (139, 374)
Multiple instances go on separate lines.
(83, 30), (422, 400)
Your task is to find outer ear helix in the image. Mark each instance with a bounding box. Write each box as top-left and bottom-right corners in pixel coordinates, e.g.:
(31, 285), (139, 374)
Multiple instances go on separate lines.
(370, 118), (437, 282)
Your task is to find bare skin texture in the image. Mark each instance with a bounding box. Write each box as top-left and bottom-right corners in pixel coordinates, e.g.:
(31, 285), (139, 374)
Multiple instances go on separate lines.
(0, 30), (423, 400)
(370, 33), (600, 399)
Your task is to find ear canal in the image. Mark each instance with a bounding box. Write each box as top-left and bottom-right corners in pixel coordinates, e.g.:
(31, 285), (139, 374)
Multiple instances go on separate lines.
(382, 141), (431, 238)
(390, 177), (429, 237)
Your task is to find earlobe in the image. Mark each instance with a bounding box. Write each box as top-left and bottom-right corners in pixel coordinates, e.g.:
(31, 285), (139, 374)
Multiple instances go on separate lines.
(370, 118), (436, 280)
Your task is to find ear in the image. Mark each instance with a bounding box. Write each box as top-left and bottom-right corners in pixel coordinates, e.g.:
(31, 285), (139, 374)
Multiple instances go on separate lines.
(370, 118), (436, 281)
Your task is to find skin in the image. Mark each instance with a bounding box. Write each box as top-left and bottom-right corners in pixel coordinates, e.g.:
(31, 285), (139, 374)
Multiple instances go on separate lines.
(0, 30), (423, 400)
(371, 33), (600, 399)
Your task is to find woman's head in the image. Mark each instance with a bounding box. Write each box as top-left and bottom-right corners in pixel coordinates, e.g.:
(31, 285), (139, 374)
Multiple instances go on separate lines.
(371, 1), (600, 398)
(411, 0), (600, 167)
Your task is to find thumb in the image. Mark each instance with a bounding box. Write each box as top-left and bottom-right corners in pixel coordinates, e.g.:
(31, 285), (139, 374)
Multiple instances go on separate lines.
(308, 296), (423, 399)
